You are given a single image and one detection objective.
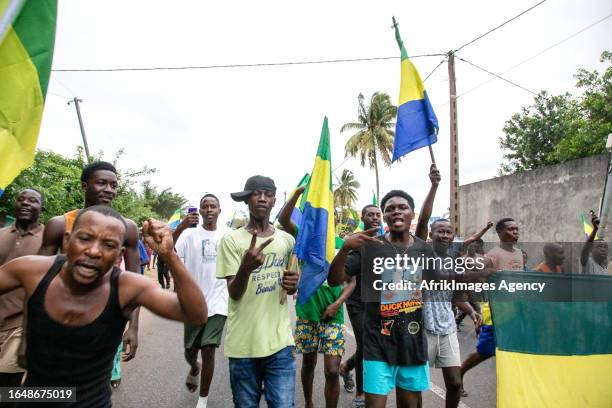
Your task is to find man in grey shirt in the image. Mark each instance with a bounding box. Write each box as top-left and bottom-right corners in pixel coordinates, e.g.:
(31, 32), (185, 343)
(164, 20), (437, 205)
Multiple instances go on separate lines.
(423, 219), (481, 408)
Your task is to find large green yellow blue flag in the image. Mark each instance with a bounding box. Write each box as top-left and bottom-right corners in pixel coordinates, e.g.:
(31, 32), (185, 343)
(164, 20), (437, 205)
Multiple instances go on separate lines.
(294, 117), (335, 306)
(0, 0), (57, 197)
(391, 18), (438, 162)
(489, 271), (612, 407)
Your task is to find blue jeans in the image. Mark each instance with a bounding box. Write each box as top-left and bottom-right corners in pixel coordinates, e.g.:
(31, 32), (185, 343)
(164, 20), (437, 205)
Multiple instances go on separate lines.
(228, 346), (296, 408)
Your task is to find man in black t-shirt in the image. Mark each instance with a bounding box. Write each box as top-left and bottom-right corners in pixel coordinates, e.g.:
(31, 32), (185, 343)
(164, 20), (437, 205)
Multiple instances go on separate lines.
(329, 190), (434, 408)
(339, 204), (382, 406)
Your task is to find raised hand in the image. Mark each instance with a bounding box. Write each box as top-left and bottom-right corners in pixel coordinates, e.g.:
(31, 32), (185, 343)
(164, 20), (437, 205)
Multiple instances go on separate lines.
(179, 212), (199, 230)
(590, 210), (600, 229)
(292, 185), (306, 199)
(143, 219), (174, 256)
(240, 230), (274, 273)
(429, 163), (441, 187)
(342, 227), (381, 250)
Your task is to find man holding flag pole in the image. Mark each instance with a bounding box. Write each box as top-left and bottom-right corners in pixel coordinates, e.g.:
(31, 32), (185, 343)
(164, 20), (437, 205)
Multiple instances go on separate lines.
(279, 117), (355, 408)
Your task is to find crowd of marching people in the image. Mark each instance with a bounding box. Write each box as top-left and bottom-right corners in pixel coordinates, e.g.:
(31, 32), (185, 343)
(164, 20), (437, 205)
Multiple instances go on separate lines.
(0, 160), (608, 408)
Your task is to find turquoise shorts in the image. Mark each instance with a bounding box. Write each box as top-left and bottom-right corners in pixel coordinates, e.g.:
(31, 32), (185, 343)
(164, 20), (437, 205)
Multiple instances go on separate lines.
(363, 360), (429, 395)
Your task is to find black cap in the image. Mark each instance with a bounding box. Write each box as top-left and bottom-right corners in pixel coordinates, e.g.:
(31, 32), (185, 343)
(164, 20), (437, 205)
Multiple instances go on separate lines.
(230, 175), (277, 202)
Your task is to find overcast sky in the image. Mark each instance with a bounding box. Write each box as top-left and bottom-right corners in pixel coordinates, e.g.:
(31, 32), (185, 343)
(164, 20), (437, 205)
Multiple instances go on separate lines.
(37, 0), (612, 225)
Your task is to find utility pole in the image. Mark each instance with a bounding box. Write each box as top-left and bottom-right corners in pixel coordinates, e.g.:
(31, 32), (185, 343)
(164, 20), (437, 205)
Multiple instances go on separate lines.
(448, 51), (460, 236)
(67, 97), (91, 162)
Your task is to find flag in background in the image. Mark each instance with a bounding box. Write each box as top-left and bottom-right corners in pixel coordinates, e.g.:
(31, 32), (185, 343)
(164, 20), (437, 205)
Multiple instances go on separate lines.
(391, 18), (439, 162)
(294, 117), (335, 307)
(168, 208), (182, 230)
(581, 213), (597, 239)
(0, 0), (57, 197)
(289, 173), (311, 226)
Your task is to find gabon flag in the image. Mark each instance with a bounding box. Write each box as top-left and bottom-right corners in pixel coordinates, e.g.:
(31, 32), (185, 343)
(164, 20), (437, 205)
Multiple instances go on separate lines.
(0, 0), (57, 196)
(391, 18), (438, 162)
(489, 271), (612, 407)
(293, 117), (335, 306)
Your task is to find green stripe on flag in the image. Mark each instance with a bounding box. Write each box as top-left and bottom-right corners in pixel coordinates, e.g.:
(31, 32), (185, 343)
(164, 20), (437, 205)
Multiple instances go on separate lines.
(12, 0), (57, 97)
(489, 272), (612, 356)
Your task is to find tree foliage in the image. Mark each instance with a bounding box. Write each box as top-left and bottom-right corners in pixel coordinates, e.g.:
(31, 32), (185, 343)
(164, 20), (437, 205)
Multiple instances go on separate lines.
(0, 148), (186, 226)
(500, 51), (612, 174)
(333, 168), (360, 224)
(341, 92), (397, 198)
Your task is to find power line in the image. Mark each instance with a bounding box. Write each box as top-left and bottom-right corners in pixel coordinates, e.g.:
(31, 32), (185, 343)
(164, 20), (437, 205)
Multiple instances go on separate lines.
(457, 12), (612, 99)
(423, 57), (448, 82)
(455, 56), (538, 95)
(454, 0), (547, 52)
(51, 53), (447, 73)
(47, 91), (71, 100)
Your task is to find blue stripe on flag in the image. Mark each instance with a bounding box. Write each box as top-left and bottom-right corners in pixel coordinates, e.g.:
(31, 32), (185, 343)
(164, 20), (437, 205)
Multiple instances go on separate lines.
(294, 202), (330, 306)
(393, 91), (438, 161)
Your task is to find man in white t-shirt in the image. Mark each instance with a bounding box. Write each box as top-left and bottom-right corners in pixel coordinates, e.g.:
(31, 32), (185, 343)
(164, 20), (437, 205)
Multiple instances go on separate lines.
(174, 194), (228, 408)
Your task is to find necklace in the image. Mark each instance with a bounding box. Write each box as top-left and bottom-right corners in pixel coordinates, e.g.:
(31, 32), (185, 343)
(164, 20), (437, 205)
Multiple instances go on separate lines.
(384, 233), (414, 274)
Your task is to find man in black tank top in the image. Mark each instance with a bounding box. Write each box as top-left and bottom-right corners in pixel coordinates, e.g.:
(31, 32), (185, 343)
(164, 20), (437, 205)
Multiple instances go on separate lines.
(0, 205), (207, 407)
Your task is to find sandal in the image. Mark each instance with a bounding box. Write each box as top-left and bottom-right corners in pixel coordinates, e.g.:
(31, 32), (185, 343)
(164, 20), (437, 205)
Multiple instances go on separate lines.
(340, 369), (355, 393)
(185, 362), (201, 393)
(460, 386), (468, 397)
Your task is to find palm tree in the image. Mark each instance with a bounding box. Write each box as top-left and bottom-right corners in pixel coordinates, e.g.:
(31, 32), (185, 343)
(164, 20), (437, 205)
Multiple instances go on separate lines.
(341, 92), (397, 199)
(333, 169), (360, 224)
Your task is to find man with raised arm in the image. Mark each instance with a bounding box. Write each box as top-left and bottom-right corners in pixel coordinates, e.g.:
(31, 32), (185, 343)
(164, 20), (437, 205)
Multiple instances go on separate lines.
(173, 194), (228, 408)
(0, 206), (206, 407)
(38, 161), (141, 388)
(580, 213), (610, 275)
(216, 175), (299, 407)
(278, 185), (354, 408)
(328, 190), (433, 408)
(460, 217), (524, 396)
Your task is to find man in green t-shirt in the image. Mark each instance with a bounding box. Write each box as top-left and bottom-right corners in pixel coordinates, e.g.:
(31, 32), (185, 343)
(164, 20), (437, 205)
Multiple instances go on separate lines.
(278, 186), (355, 408)
(216, 175), (299, 407)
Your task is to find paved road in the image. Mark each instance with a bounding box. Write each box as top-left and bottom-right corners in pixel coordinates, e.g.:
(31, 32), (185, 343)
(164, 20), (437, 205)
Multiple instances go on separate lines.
(112, 273), (496, 408)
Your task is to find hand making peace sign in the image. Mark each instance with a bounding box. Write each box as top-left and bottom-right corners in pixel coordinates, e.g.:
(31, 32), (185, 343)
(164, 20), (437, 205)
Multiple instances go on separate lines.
(240, 230), (275, 273)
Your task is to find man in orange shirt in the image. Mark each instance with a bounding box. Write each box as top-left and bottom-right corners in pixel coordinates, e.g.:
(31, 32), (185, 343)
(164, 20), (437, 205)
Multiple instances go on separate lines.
(535, 243), (565, 273)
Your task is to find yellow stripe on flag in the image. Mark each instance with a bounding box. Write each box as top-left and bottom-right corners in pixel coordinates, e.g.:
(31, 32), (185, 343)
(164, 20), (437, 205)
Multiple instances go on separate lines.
(398, 58), (426, 105)
(496, 349), (612, 408)
(0, 24), (44, 189)
(305, 156), (335, 264)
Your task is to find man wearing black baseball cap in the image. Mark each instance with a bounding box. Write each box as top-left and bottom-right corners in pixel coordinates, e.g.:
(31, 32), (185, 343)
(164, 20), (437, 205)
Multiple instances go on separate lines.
(217, 175), (299, 407)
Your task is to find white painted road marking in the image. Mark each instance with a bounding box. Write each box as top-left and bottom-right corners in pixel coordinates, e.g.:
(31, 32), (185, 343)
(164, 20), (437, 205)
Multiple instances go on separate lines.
(429, 383), (472, 408)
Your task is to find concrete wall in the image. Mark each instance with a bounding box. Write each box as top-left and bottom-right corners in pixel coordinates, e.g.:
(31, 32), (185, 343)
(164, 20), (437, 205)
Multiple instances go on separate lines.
(459, 154), (608, 243)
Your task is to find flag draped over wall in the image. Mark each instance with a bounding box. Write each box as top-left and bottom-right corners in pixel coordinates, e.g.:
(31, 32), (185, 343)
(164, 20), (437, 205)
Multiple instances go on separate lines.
(0, 0), (57, 197)
(489, 271), (612, 407)
(294, 117), (335, 306)
(391, 19), (438, 162)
